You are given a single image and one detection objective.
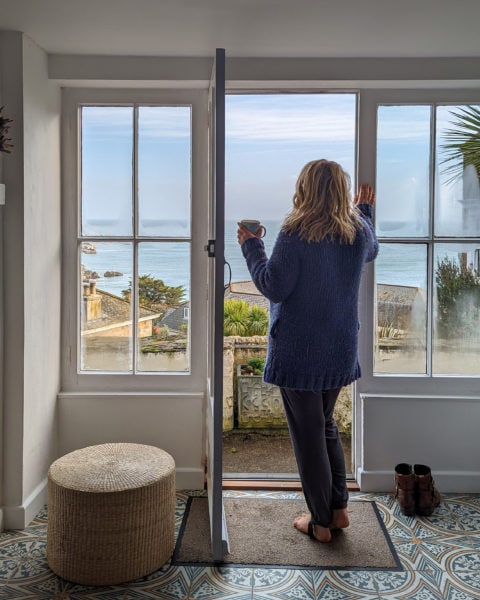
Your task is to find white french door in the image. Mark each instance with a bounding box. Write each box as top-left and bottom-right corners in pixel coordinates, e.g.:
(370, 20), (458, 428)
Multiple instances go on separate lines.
(205, 48), (229, 560)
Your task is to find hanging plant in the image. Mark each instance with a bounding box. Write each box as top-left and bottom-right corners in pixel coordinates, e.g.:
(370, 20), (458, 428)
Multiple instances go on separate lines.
(440, 105), (480, 184)
(0, 106), (14, 154)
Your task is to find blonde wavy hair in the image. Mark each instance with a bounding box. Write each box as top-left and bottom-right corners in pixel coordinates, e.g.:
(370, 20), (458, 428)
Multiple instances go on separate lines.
(282, 159), (363, 244)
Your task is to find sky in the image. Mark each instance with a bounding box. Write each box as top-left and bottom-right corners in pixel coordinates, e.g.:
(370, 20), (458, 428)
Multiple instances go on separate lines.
(80, 96), (480, 237)
(81, 94), (358, 229)
(225, 94), (356, 221)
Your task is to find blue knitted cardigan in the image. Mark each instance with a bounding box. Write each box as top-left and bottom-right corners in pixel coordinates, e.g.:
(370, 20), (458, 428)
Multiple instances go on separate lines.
(241, 204), (379, 391)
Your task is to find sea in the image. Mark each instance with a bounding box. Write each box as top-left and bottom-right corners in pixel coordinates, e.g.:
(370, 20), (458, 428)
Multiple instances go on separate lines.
(81, 219), (428, 300)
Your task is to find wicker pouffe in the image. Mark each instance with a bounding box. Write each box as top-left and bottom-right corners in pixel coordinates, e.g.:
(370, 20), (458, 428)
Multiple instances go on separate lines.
(47, 443), (175, 586)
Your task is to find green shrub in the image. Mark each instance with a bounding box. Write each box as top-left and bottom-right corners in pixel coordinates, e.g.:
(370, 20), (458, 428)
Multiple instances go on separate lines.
(378, 320), (401, 339)
(435, 256), (480, 338)
(123, 274), (185, 309)
(153, 325), (170, 340)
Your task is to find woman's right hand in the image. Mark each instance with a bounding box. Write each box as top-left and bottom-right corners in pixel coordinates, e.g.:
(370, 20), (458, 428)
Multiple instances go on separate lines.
(237, 224), (258, 245)
(354, 183), (375, 206)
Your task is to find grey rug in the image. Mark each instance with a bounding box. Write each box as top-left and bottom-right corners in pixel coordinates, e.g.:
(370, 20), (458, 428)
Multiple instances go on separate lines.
(172, 496), (402, 570)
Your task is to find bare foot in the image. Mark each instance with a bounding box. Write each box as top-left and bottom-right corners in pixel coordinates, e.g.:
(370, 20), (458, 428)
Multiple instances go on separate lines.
(293, 513), (332, 542)
(330, 508), (350, 530)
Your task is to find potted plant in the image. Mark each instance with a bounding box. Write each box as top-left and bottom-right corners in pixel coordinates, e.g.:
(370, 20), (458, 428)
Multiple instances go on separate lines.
(240, 357), (265, 376)
(0, 106), (14, 154)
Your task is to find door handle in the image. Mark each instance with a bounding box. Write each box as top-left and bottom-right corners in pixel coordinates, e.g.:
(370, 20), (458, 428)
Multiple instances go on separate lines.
(205, 239), (215, 257)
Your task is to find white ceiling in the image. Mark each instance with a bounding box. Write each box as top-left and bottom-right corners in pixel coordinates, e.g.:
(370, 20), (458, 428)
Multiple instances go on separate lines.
(1, 0), (480, 58)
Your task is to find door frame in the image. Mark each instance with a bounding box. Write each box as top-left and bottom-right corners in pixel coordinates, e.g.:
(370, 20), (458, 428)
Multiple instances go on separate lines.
(206, 48), (229, 560)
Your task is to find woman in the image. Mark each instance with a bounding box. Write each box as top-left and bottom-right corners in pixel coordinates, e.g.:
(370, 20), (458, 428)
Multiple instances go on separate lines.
(237, 159), (378, 543)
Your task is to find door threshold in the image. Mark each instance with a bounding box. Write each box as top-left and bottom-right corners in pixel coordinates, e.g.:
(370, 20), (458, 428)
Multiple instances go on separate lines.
(222, 478), (360, 492)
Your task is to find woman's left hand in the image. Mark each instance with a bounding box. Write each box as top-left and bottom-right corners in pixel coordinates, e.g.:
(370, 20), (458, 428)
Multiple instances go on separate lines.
(237, 224), (260, 245)
(354, 183), (375, 206)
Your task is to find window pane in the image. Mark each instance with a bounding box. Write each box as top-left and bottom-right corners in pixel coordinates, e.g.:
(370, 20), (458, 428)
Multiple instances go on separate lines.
(137, 242), (190, 372)
(433, 244), (480, 374)
(435, 105), (480, 237)
(375, 244), (427, 374)
(376, 106), (431, 238)
(138, 107), (191, 237)
(80, 242), (133, 371)
(81, 107), (133, 236)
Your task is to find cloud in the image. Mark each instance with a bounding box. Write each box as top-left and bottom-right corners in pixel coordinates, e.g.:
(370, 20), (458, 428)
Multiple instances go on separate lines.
(377, 105), (430, 141)
(82, 106), (191, 140)
(81, 106), (131, 131)
(226, 95), (356, 142)
(81, 95), (361, 144)
(139, 106), (190, 138)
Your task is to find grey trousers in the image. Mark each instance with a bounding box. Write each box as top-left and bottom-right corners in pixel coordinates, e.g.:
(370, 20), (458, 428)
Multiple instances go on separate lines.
(281, 387), (349, 528)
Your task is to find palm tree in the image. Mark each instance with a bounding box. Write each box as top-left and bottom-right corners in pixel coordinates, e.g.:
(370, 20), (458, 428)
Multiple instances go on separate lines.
(440, 105), (480, 184)
(247, 304), (269, 336)
(223, 299), (269, 337)
(224, 299), (250, 336)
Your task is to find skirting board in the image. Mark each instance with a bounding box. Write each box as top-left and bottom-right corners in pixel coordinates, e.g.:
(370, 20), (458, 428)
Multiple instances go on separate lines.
(357, 468), (480, 493)
(176, 467), (204, 491)
(2, 478), (48, 530)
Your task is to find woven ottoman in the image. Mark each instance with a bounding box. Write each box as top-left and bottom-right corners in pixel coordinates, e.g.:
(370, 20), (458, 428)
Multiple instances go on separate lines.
(46, 443), (175, 585)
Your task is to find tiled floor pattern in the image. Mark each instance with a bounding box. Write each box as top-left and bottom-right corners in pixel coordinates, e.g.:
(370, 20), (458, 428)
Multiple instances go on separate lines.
(1, 491), (479, 599)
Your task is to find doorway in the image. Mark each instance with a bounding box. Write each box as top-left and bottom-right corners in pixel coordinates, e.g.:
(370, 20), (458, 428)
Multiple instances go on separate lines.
(222, 92), (358, 480)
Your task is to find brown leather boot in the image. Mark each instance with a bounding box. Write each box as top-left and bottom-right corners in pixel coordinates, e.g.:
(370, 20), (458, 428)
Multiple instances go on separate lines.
(395, 463), (416, 516)
(414, 464), (441, 516)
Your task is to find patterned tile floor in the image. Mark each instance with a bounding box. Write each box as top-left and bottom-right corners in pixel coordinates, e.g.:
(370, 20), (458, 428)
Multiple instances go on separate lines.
(1, 490), (479, 599)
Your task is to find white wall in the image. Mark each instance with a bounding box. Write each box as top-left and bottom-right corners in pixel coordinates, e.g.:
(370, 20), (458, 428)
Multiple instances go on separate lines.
(0, 32), (61, 529)
(48, 55), (480, 87)
(358, 395), (480, 492)
(57, 394), (205, 490)
(21, 35), (61, 523)
(2, 41), (480, 531)
(2, 38), (208, 530)
(1, 30), (27, 529)
(0, 40), (6, 532)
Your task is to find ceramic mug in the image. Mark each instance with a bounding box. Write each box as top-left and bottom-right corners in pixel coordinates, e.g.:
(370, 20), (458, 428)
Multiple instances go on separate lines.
(239, 219), (267, 237)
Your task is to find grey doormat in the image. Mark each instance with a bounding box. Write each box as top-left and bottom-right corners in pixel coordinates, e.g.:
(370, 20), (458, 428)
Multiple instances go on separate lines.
(172, 496), (402, 570)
